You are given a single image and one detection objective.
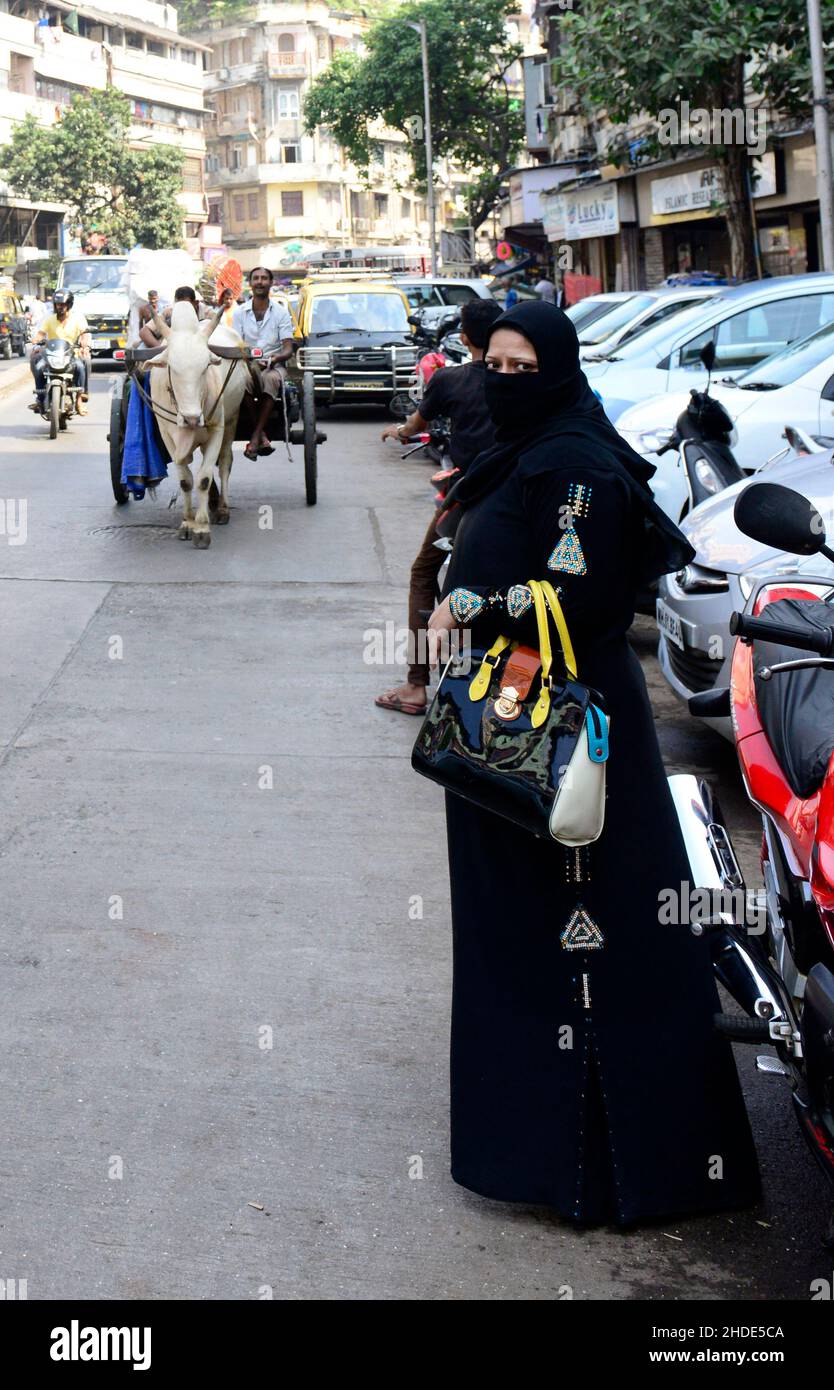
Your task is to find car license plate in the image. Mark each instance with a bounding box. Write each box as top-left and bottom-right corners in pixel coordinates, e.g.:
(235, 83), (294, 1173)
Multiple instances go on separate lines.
(93, 335), (111, 348)
(656, 599), (684, 650)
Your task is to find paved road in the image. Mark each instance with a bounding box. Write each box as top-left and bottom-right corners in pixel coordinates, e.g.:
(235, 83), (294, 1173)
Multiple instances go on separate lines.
(0, 368), (829, 1301)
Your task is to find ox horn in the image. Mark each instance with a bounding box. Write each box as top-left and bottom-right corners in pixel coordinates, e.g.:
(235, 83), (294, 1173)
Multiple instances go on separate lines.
(201, 305), (227, 338)
(151, 309), (171, 340)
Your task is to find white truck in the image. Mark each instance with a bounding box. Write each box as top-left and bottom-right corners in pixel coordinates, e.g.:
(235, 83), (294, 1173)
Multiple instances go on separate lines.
(55, 255), (129, 360)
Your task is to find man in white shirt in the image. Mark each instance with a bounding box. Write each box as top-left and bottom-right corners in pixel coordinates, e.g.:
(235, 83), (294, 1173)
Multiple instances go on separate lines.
(228, 266), (295, 459)
(535, 275), (556, 304)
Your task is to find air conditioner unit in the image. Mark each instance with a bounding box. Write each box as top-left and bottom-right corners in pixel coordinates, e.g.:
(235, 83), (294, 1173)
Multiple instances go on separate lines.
(217, 67), (230, 81)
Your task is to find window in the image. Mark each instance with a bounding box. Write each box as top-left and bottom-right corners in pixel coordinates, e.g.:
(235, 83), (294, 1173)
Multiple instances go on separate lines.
(147, 40), (166, 58)
(442, 284), (480, 306)
(182, 158), (203, 194)
(208, 199), (222, 225)
(9, 52), (34, 95)
(278, 33), (295, 52)
(180, 48), (197, 65)
(679, 295), (834, 372)
(281, 191), (303, 217)
(247, 192), (260, 218)
(230, 145), (243, 170)
(373, 193), (389, 219)
(125, 30), (143, 50)
(278, 88), (300, 119)
(317, 36), (328, 59)
(229, 40), (240, 65)
(310, 293), (408, 333)
(185, 222), (201, 238)
(233, 195), (245, 221)
(283, 144), (300, 163)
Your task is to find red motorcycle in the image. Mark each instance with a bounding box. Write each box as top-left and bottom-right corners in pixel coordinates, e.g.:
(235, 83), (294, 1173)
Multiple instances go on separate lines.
(670, 481), (834, 1243)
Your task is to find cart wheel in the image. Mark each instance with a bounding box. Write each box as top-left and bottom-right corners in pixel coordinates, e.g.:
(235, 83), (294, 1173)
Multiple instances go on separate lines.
(108, 390), (129, 504)
(49, 384), (60, 439)
(302, 370), (317, 506)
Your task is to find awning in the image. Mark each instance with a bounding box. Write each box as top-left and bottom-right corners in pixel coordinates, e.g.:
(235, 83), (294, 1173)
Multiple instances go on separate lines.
(499, 223), (547, 253)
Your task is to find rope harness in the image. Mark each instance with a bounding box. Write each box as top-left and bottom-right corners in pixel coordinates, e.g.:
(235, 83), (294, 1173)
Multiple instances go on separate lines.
(133, 355), (240, 428)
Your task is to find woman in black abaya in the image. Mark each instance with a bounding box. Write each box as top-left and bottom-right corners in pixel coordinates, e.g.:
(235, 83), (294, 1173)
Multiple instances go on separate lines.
(424, 302), (760, 1224)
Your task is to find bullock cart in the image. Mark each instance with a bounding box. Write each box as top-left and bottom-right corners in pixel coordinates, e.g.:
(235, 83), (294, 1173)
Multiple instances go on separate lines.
(107, 344), (324, 509)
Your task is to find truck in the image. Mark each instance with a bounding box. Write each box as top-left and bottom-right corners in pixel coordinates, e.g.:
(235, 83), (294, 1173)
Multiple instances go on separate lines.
(55, 255), (129, 360)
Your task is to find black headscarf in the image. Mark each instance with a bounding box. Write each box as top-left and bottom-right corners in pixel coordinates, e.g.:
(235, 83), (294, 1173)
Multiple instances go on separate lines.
(449, 301), (694, 583)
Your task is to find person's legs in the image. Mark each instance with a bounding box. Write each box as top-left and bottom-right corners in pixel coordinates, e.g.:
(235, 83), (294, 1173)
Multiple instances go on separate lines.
(74, 358), (88, 415)
(30, 355), (46, 410)
(245, 366), (283, 456)
(376, 511), (446, 714)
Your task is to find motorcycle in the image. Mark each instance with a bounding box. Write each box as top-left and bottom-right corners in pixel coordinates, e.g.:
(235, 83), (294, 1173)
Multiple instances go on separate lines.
(34, 338), (83, 439)
(671, 478), (834, 1243)
(656, 341), (745, 513)
(390, 308), (465, 420)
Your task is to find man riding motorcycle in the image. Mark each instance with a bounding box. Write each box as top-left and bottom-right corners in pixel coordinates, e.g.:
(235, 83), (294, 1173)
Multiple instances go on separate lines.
(30, 290), (91, 416)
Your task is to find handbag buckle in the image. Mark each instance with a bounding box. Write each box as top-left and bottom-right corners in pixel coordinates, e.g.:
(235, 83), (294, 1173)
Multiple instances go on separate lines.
(494, 684), (522, 721)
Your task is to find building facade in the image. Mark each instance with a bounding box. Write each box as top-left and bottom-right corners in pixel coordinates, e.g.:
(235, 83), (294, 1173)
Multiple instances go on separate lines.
(194, 2), (432, 272)
(0, 0), (208, 286)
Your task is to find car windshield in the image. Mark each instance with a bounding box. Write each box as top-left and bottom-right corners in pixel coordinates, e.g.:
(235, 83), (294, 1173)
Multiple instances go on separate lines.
(733, 319), (834, 389)
(596, 295), (731, 361)
(310, 292), (408, 333)
(565, 296), (631, 333)
(577, 294), (658, 343)
(60, 260), (127, 294)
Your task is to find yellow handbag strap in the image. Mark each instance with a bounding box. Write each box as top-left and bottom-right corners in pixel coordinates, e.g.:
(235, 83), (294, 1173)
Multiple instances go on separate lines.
(468, 634), (512, 701)
(539, 579), (578, 681)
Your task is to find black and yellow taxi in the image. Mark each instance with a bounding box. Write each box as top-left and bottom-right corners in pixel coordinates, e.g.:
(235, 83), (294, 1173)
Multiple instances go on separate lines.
(293, 274), (417, 406)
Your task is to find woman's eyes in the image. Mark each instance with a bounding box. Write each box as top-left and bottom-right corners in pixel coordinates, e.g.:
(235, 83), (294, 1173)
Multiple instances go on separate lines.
(485, 360), (538, 372)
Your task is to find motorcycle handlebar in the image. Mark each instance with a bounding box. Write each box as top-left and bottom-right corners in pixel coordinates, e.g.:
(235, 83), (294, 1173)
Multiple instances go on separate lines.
(730, 610), (834, 655)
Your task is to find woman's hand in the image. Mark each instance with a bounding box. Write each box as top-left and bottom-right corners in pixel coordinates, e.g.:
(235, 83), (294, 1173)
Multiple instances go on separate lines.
(427, 595), (457, 668)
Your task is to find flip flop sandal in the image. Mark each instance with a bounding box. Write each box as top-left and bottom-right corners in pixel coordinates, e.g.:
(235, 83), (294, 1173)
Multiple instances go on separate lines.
(243, 445), (259, 461)
(374, 693), (427, 717)
(257, 444), (275, 456)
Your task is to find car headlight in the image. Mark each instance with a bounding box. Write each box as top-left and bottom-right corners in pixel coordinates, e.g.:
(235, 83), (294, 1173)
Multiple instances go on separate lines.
(693, 457), (724, 494)
(618, 427), (673, 455)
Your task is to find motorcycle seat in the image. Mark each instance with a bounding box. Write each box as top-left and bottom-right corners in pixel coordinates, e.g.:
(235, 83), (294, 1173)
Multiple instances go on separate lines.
(753, 597), (834, 799)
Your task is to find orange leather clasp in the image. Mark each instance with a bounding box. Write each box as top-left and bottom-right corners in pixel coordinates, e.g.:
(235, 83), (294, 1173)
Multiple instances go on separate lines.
(499, 645), (542, 701)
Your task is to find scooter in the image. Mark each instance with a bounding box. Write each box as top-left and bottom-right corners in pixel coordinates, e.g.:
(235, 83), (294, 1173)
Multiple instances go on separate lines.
(656, 341), (745, 513)
(33, 339), (83, 439)
(671, 479), (834, 1243)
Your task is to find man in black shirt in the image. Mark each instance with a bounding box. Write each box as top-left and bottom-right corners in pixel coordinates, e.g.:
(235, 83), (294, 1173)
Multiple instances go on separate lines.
(376, 297), (501, 716)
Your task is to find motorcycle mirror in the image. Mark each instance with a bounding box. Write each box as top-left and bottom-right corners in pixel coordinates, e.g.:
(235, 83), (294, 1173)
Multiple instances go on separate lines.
(699, 340), (716, 374)
(733, 481), (834, 560)
(407, 313), (423, 329)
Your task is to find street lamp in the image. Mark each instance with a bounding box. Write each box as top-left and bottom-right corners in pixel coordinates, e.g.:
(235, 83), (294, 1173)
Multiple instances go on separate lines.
(807, 0), (834, 271)
(407, 18), (437, 275)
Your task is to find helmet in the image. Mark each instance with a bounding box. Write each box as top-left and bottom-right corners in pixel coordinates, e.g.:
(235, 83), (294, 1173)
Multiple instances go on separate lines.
(52, 290), (73, 310)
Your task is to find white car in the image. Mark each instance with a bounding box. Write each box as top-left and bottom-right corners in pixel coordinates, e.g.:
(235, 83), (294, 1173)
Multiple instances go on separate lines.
(617, 318), (834, 522)
(574, 287), (719, 361)
(584, 272), (834, 422)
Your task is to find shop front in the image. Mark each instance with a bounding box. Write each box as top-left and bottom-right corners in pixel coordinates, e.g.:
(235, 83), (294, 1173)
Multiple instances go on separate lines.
(541, 176), (639, 296)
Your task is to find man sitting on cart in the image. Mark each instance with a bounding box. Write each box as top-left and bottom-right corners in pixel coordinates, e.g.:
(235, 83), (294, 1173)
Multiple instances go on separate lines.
(222, 266), (295, 461)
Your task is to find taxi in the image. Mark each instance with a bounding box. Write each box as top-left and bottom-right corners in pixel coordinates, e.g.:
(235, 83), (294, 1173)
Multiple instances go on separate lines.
(292, 274), (417, 406)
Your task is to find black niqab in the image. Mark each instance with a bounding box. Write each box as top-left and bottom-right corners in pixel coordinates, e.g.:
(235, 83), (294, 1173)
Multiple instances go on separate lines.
(450, 301), (694, 583)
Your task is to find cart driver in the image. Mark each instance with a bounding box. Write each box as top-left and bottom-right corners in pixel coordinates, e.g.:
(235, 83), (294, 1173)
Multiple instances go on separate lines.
(222, 266), (295, 460)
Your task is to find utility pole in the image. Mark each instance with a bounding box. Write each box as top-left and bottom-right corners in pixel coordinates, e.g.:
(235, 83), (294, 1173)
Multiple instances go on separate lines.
(808, 0), (834, 271)
(408, 18), (437, 274)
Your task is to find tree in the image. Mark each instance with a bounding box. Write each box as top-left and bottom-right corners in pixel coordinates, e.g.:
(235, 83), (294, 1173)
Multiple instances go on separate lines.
(176, 0), (254, 31)
(0, 88), (185, 251)
(303, 0), (525, 231)
(555, 0), (834, 281)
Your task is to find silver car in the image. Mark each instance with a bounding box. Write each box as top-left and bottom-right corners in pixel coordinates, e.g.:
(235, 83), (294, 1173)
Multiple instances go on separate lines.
(655, 448), (834, 738)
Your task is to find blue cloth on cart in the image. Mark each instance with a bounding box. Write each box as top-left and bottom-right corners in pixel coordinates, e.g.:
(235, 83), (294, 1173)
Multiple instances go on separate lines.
(121, 381), (168, 499)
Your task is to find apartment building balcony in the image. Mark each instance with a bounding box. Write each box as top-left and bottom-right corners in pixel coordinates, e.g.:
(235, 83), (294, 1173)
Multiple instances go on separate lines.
(208, 162), (336, 189)
(206, 112), (257, 138)
(205, 61), (264, 91)
(265, 51), (308, 79)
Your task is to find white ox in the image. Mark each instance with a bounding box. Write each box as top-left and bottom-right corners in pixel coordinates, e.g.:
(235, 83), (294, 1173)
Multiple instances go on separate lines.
(148, 301), (249, 549)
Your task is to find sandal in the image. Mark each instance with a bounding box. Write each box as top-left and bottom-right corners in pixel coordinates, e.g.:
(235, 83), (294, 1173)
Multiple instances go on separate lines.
(243, 445), (259, 461)
(375, 691), (427, 717)
(257, 444), (275, 456)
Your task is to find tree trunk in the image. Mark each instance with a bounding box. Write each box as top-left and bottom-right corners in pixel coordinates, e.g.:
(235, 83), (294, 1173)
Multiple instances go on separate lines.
(720, 143), (758, 282)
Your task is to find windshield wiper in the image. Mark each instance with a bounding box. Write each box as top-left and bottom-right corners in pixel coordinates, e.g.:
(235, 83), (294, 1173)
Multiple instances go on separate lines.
(314, 327), (365, 336)
(738, 381), (780, 391)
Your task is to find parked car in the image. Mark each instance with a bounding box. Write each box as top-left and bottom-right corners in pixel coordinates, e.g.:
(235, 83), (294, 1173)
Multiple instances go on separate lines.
(394, 276), (493, 328)
(0, 288), (29, 358)
(576, 286), (719, 361)
(565, 291), (641, 335)
(654, 446), (834, 737)
(584, 273), (834, 422)
(617, 317), (834, 521)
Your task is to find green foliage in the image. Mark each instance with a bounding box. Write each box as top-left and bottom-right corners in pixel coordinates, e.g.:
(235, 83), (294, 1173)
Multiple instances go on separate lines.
(556, 0), (834, 153)
(0, 87), (185, 250)
(304, 0), (525, 228)
(176, 0), (254, 32)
